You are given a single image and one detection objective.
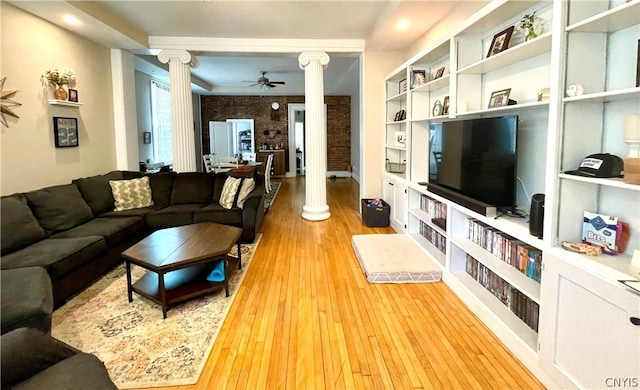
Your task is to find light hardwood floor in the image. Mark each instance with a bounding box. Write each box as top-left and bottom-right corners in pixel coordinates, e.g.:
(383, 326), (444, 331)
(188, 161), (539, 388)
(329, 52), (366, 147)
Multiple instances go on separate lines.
(142, 177), (544, 390)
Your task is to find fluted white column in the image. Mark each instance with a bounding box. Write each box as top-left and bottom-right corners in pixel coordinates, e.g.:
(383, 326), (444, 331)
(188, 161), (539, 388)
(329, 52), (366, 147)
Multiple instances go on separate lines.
(299, 52), (330, 221)
(158, 50), (198, 172)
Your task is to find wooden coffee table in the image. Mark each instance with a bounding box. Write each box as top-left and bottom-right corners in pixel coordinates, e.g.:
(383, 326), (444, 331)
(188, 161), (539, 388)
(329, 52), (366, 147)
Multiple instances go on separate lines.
(121, 222), (243, 318)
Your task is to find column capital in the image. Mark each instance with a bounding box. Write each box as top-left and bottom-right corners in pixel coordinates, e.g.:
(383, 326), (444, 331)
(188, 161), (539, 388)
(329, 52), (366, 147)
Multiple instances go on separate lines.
(158, 50), (199, 68)
(298, 52), (330, 70)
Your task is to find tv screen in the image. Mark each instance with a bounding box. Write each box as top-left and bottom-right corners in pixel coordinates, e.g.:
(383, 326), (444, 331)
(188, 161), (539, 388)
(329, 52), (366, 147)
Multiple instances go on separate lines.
(429, 115), (517, 214)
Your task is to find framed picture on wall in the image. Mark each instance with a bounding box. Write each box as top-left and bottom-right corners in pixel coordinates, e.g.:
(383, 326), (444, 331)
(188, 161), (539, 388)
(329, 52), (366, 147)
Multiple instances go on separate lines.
(53, 117), (79, 147)
(143, 131), (151, 144)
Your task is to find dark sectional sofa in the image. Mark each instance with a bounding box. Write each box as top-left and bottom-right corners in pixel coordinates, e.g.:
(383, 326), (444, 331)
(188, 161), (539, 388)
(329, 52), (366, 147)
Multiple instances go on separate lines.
(0, 170), (265, 308)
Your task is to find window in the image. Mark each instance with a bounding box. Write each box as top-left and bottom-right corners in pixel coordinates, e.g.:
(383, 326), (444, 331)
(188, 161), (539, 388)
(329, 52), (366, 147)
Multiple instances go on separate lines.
(151, 81), (172, 164)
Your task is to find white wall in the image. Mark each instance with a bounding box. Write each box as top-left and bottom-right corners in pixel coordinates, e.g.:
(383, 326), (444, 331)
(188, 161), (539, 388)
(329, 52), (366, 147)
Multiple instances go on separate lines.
(360, 51), (402, 199)
(1, 3), (117, 194)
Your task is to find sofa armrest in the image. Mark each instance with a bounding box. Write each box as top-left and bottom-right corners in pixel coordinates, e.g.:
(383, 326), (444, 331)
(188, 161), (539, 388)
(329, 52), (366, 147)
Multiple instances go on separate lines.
(1, 328), (78, 387)
(240, 188), (264, 243)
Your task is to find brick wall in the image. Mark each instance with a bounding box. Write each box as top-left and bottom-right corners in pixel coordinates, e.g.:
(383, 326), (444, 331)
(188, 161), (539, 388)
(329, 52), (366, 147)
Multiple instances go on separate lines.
(200, 95), (351, 171)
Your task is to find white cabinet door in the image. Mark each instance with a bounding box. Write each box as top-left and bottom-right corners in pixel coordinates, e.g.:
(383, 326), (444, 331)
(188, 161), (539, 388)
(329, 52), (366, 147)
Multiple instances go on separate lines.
(539, 253), (640, 389)
(383, 176), (407, 233)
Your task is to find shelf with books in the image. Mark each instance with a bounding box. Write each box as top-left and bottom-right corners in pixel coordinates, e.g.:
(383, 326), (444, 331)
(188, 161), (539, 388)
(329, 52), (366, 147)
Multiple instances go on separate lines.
(449, 266), (538, 352)
(464, 254), (540, 332)
(451, 235), (541, 302)
(407, 229), (446, 267)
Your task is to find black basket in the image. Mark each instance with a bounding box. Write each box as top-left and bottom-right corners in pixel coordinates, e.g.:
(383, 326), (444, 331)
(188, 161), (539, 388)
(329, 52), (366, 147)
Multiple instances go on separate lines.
(361, 199), (390, 227)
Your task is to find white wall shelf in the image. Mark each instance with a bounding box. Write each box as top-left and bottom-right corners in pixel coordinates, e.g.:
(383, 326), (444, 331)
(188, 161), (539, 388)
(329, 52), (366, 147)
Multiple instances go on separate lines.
(459, 101), (550, 117)
(562, 87), (640, 103)
(457, 32), (553, 75)
(413, 75), (450, 92)
(566, 0), (640, 33)
(386, 92), (407, 102)
(48, 99), (82, 107)
(558, 173), (640, 191)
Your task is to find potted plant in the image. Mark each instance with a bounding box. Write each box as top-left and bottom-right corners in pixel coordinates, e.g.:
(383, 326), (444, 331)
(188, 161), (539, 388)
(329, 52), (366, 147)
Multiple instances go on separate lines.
(520, 12), (538, 41)
(41, 67), (76, 100)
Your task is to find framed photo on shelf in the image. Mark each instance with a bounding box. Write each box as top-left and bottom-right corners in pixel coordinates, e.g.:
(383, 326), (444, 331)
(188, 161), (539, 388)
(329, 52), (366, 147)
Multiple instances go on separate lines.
(395, 131), (406, 146)
(442, 96), (450, 115)
(487, 26), (514, 58)
(434, 66), (445, 79)
(399, 78), (407, 93)
(53, 117), (79, 147)
(411, 69), (427, 88)
(68, 88), (78, 102)
(488, 88), (511, 108)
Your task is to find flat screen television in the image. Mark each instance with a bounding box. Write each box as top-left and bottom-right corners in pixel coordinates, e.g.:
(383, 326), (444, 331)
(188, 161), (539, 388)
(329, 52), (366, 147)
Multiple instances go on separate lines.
(428, 115), (517, 217)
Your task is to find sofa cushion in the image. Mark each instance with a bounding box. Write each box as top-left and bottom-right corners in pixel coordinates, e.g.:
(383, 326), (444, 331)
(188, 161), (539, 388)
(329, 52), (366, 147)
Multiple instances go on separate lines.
(1, 267), (53, 335)
(1, 328), (78, 388)
(72, 171), (124, 215)
(1, 194), (46, 255)
(14, 352), (117, 390)
(52, 217), (144, 248)
(25, 184), (94, 235)
(194, 203), (242, 226)
(145, 204), (208, 229)
(109, 177), (154, 211)
(0, 237), (107, 281)
(146, 172), (176, 206)
(170, 173), (215, 205)
(99, 204), (165, 218)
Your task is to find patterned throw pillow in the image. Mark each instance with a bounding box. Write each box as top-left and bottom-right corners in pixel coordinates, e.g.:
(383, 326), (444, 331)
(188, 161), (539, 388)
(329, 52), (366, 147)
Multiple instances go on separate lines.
(236, 178), (255, 208)
(219, 177), (255, 209)
(109, 176), (154, 211)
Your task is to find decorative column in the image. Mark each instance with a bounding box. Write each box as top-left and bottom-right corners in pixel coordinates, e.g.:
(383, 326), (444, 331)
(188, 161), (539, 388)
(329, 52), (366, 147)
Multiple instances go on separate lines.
(158, 50), (198, 172)
(298, 52), (331, 221)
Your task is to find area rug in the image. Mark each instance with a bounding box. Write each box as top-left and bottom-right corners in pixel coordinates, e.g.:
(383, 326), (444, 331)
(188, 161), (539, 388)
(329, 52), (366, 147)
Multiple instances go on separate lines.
(51, 234), (262, 389)
(264, 181), (281, 212)
(351, 234), (442, 283)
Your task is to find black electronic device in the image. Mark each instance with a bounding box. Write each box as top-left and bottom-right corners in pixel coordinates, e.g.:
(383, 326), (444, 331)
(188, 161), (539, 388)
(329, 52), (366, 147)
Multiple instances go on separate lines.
(529, 193), (545, 238)
(428, 115), (518, 216)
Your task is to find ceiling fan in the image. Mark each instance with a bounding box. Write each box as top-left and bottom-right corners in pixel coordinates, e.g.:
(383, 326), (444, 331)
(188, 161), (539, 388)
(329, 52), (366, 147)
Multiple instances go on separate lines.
(246, 71), (285, 88)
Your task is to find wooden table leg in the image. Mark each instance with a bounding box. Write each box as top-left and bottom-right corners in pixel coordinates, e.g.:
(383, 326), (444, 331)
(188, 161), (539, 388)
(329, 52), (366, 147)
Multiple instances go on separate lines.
(159, 271), (167, 319)
(237, 240), (242, 270)
(126, 260), (133, 302)
(224, 258), (229, 297)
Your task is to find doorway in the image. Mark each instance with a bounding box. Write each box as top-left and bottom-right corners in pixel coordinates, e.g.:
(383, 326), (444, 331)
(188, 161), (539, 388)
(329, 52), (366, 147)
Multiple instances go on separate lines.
(286, 104), (328, 178)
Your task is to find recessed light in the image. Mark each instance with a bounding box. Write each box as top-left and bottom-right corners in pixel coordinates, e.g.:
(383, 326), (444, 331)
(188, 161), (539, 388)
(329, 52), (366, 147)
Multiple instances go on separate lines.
(63, 14), (81, 26)
(397, 19), (410, 31)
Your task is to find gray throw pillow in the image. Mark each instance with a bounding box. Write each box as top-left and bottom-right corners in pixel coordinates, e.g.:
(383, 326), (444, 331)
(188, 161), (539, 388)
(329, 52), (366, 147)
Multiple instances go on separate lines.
(0, 194), (46, 254)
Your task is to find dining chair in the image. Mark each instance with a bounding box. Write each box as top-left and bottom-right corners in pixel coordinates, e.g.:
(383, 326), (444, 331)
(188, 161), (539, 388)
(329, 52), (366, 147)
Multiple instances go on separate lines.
(264, 153), (274, 194)
(202, 154), (215, 173)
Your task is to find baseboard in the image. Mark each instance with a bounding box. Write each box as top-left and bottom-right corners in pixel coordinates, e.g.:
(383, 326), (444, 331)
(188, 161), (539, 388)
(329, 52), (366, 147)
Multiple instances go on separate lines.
(327, 171), (351, 178)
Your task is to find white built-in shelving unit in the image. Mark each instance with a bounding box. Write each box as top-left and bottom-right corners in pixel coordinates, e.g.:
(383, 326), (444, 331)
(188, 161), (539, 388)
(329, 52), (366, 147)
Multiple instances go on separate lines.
(381, 0), (640, 388)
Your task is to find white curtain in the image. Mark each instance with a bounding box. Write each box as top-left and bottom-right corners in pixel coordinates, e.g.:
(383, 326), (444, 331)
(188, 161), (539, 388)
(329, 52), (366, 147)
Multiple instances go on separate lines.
(151, 81), (172, 164)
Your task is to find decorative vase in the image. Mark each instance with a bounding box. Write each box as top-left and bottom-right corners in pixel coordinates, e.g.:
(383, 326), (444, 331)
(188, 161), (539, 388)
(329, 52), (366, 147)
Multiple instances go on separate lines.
(525, 28), (538, 41)
(53, 86), (67, 101)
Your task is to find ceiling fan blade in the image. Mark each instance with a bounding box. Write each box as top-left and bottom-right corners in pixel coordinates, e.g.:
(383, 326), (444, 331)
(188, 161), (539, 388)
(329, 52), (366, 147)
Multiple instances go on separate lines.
(270, 81), (286, 85)
(266, 83), (277, 88)
(248, 83), (258, 87)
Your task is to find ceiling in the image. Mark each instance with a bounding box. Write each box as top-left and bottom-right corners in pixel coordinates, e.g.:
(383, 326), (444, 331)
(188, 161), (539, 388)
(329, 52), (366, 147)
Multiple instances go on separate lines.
(8, 0), (489, 95)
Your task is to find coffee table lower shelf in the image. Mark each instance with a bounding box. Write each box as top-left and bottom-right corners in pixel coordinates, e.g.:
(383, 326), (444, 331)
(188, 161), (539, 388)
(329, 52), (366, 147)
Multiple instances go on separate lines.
(130, 257), (239, 318)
